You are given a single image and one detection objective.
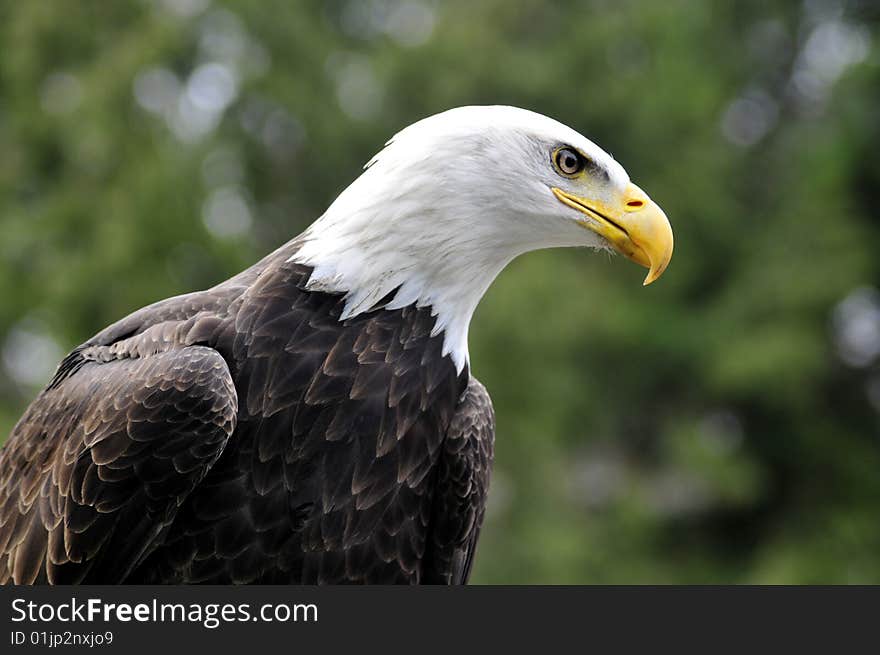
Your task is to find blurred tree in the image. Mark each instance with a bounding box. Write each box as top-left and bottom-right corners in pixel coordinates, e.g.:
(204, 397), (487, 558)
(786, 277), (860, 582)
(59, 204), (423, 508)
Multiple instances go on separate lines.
(1, 0), (879, 582)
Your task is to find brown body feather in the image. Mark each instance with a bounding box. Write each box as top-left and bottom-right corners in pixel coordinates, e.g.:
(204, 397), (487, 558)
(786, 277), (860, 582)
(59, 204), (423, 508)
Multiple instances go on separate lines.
(0, 241), (494, 584)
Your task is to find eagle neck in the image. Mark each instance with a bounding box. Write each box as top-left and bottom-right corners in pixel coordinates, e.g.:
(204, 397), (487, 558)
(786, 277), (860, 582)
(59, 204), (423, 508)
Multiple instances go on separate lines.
(287, 167), (531, 373)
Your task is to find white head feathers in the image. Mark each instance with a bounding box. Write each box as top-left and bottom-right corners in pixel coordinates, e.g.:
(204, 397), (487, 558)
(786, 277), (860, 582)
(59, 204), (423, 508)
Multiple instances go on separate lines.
(290, 105), (630, 372)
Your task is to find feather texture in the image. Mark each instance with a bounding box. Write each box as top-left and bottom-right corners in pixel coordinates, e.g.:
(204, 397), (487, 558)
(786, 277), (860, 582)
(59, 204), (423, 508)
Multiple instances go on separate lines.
(0, 241), (495, 584)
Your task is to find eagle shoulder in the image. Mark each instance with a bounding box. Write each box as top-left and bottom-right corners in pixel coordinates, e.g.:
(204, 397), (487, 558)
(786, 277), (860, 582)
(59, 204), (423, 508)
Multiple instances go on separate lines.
(0, 307), (239, 583)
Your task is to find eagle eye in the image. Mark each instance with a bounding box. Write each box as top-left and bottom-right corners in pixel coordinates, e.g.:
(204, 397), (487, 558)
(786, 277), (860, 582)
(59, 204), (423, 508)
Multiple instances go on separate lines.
(553, 147), (585, 176)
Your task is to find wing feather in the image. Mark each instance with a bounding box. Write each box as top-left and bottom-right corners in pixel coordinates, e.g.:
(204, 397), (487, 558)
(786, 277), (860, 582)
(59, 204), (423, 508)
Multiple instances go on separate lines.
(0, 344), (237, 584)
(422, 376), (495, 584)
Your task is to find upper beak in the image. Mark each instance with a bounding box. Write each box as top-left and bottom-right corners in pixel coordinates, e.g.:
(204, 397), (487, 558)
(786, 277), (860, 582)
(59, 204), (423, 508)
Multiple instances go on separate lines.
(552, 182), (673, 285)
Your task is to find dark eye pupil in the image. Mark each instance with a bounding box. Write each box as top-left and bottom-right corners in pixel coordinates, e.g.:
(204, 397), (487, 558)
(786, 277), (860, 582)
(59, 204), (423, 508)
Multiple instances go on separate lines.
(557, 148), (580, 174)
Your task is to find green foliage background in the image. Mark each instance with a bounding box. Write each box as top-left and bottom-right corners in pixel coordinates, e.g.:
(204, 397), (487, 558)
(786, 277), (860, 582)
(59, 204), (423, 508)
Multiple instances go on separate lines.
(2, 0), (879, 583)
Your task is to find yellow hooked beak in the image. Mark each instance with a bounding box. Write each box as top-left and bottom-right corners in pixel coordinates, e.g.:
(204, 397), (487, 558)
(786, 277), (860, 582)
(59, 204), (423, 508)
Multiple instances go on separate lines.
(552, 183), (673, 285)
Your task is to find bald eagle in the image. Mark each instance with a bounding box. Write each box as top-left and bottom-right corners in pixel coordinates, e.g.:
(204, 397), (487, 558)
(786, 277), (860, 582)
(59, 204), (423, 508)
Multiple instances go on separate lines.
(0, 106), (672, 584)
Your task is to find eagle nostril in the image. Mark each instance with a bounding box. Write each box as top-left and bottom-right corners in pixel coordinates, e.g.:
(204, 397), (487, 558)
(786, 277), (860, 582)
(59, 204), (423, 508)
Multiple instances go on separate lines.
(626, 199), (645, 210)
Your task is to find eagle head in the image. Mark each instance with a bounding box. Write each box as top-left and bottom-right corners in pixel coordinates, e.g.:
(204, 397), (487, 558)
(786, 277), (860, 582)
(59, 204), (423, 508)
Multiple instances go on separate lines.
(291, 105), (674, 370)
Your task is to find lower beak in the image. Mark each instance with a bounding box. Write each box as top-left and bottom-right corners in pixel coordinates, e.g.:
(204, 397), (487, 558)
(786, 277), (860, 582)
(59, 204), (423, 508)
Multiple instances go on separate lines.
(552, 183), (674, 285)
